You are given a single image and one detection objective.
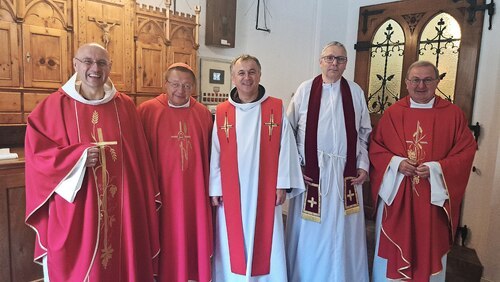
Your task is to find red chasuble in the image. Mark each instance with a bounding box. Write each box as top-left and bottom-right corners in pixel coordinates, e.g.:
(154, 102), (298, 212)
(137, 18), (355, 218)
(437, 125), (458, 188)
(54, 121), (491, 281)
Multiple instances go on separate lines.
(370, 96), (476, 281)
(216, 97), (282, 276)
(138, 95), (213, 282)
(25, 89), (161, 282)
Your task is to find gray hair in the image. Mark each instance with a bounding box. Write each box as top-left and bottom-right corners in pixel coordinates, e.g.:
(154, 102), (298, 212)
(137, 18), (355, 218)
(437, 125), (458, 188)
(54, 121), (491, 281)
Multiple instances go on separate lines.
(406, 61), (440, 79)
(230, 54), (262, 73)
(321, 41), (347, 57)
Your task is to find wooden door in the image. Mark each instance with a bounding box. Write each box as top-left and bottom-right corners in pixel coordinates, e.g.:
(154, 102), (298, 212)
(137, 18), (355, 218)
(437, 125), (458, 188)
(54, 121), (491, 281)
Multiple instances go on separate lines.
(136, 41), (166, 94)
(353, 0), (485, 215)
(0, 21), (20, 87)
(22, 24), (68, 89)
(354, 0), (485, 123)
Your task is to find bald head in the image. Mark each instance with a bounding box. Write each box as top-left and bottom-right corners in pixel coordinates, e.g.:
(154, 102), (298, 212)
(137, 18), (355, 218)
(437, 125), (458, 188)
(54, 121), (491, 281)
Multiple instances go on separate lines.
(75, 43), (110, 61)
(73, 42), (112, 99)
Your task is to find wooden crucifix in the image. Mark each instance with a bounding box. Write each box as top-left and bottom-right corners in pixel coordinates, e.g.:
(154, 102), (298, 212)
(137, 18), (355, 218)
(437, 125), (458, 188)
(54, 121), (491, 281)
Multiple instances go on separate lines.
(88, 17), (121, 49)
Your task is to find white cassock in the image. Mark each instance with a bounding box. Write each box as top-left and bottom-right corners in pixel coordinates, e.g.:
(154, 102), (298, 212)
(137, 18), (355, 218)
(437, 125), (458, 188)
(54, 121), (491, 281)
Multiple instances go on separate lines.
(209, 93), (305, 282)
(372, 98), (448, 282)
(285, 78), (372, 282)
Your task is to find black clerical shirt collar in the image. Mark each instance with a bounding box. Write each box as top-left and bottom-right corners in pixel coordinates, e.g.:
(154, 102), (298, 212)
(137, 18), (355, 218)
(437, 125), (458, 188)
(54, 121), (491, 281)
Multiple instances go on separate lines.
(230, 85), (266, 103)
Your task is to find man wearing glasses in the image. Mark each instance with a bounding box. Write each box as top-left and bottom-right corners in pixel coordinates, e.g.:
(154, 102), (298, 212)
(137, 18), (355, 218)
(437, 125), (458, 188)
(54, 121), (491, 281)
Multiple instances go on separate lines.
(25, 43), (161, 281)
(137, 63), (214, 282)
(285, 41), (372, 281)
(370, 61), (477, 281)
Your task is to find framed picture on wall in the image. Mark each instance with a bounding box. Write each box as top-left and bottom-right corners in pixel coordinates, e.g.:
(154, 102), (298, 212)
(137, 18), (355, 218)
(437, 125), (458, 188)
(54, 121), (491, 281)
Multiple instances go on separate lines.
(199, 57), (232, 106)
(209, 69), (225, 84)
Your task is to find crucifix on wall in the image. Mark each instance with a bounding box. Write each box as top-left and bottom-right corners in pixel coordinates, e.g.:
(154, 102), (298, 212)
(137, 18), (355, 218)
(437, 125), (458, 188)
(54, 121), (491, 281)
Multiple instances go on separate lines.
(88, 17), (121, 49)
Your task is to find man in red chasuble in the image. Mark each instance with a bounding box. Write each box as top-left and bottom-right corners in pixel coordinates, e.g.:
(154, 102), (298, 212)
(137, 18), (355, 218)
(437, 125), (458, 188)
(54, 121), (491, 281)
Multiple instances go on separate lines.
(138, 63), (214, 282)
(370, 61), (477, 282)
(210, 54), (305, 281)
(25, 43), (161, 282)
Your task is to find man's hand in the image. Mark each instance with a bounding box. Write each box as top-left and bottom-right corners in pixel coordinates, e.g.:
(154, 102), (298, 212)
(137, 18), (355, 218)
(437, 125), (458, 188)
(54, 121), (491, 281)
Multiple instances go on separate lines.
(415, 164), (430, 179)
(276, 189), (286, 206)
(303, 174), (314, 186)
(85, 147), (99, 167)
(398, 159), (417, 177)
(351, 169), (368, 185)
(211, 196), (223, 206)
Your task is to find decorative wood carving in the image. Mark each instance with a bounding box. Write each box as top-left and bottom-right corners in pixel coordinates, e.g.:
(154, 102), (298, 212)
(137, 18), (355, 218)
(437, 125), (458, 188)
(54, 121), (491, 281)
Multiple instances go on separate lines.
(402, 13), (425, 34)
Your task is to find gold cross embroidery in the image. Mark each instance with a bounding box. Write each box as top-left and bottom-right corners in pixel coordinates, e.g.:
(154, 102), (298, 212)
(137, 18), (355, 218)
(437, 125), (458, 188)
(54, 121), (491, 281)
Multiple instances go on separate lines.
(220, 114), (233, 141)
(307, 197), (318, 208)
(264, 111), (279, 140)
(89, 110), (118, 268)
(346, 189), (355, 201)
(94, 127), (117, 269)
(406, 121), (428, 195)
(171, 121), (192, 171)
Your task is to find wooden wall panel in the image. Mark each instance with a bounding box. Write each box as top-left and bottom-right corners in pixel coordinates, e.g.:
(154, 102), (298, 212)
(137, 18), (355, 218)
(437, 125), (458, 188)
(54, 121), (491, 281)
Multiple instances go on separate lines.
(0, 92), (21, 111)
(168, 17), (197, 74)
(0, 1), (200, 281)
(76, 0), (135, 92)
(22, 25), (69, 88)
(135, 95), (156, 105)
(24, 92), (50, 112)
(0, 21), (20, 87)
(0, 113), (22, 124)
(136, 42), (165, 93)
(0, 162), (43, 282)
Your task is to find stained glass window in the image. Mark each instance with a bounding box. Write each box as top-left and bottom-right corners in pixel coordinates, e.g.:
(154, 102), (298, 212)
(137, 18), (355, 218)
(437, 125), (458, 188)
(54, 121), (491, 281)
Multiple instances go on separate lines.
(418, 12), (461, 102)
(367, 19), (405, 114)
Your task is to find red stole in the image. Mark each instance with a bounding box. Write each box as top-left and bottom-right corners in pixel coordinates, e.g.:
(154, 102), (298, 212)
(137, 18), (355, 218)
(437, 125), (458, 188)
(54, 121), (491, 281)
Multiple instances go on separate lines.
(369, 96), (476, 280)
(216, 97), (282, 276)
(303, 75), (358, 221)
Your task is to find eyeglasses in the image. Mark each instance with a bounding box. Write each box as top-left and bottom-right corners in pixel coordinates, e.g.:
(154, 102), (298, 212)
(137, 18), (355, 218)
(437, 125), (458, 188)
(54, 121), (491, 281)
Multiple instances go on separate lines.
(74, 57), (111, 68)
(167, 81), (194, 91)
(406, 78), (437, 86)
(321, 55), (347, 64)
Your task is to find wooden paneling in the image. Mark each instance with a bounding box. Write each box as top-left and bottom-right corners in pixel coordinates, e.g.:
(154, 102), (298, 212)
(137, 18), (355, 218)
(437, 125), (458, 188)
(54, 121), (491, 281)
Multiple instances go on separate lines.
(0, 21), (20, 87)
(0, 113), (22, 124)
(76, 0), (135, 92)
(0, 2), (200, 281)
(168, 15), (198, 73)
(0, 160), (43, 282)
(24, 92), (50, 113)
(22, 25), (69, 88)
(136, 42), (166, 93)
(0, 91), (21, 111)
(135, 94), (157, 106)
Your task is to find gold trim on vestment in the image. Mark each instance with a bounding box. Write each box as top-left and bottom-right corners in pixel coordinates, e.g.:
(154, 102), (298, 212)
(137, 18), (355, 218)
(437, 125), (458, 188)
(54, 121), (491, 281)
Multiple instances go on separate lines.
(344, 176), (360, 215)
(301, 182), (321, 222)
